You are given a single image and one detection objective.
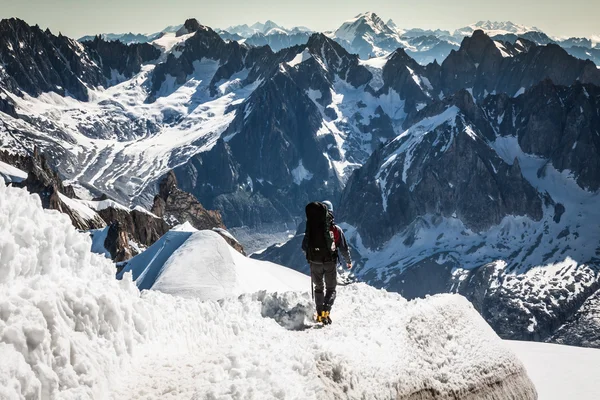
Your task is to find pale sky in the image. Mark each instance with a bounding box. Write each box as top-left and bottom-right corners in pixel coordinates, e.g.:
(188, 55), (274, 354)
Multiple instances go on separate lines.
(0, 0), (597, 39)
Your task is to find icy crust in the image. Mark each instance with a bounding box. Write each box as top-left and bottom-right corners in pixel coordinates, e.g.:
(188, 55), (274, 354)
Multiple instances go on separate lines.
(0, 185), (536, 399)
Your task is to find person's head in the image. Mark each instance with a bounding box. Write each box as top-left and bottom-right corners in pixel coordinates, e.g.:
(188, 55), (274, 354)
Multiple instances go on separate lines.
(322, 200), (333, 213)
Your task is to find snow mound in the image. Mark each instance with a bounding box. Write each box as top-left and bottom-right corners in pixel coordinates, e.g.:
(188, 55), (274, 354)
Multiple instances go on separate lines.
(118, 229), (309, 299)
(0, 185), (537, 399)
(0, 184), (140, 398)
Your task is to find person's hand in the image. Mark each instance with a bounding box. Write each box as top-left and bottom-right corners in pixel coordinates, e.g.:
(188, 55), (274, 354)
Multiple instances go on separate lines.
(347, 263), (352, 270)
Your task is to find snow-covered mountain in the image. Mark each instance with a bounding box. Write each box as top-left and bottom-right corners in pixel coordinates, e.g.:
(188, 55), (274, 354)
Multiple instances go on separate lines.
(78, 24), (184, 44)
(217, 21), (314, 52)
(223, 20), (312, 38)
(0, 183), (539, 399)
(2, 18), (599, 226)
(454, 21), (541, 38)
(251, 31), (600, 347)
(78, 32), (160, 44)
(329, 16), (600, 67)
(259, 79), (600, 345)
(2, 16), (600, 352)
(328, 12), (459, 64)
(330, 12), (410, 59)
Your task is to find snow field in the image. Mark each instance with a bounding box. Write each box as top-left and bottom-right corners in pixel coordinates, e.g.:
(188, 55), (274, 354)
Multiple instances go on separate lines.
(0, 185), (536, 399)
(507, 341), (600, 400)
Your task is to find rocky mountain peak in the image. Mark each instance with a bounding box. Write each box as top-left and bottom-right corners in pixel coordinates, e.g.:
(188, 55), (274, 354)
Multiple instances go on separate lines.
(458, 29), (501, 63)
(0, 17), (32, 34)
(306, 32), (336, 52)
(354, 12), (387, 29)
(151, 171), (245, 254)
(263, 20), (280, 32)
(387, 47), (414, 64)
(152, 171), (225, 230)
(176, 18), (202, 36)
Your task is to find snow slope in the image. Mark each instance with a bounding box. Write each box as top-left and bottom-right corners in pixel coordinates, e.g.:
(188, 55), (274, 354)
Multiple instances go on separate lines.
(0, 184), (537, 399)
(0, 160), (27, 183)
(118, 225), (309, 299)
(507, 341), (600, 400)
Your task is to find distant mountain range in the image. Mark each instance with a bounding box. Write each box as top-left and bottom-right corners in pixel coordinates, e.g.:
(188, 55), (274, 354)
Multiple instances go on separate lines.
(77, 14), (600, 66)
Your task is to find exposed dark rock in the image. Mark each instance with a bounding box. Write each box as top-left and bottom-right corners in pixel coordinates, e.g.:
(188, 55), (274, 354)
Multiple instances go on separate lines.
(0, 149), (105, 230)
(339, 91), (543, 248)
(97, 205), (169, 261)
(549, 286), (600, 348)
(174, 68), (342, 227)
(306, 33), (372, 88)
(104, 221), (133, 262)
(484, 80), (600, 191)
(148, 24), (268, 101)
(440, 30), (600, 100)
(453, 263), (600, 342)
(0, 150), (172, 261)
(176, 19), (201, 36)
(152, 170), (224, 228)
(151, 171), (245, 254)
(0, 18), (105, 101)
(82, 36), (160, 81)
(381, 48), (440, 115)
(242, 31), (311, 52)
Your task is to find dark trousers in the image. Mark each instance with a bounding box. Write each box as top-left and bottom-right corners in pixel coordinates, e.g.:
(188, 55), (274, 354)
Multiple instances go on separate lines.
(310, 262), (337, 313)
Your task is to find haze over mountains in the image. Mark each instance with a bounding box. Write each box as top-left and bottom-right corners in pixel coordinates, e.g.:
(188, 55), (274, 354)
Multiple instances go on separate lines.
(1, 11), (599, 354)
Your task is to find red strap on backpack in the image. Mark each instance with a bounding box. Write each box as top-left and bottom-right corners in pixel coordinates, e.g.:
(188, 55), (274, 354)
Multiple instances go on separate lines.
(331, 225), (340, 246)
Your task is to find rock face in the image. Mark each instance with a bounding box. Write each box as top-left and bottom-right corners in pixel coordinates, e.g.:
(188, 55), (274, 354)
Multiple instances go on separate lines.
(82, 37), (160, 82)
(151, 171), (245, 254)
(333, 80), (600, 346)
(98, 207), (170, 262)
(148, 23), (272, 101)
(339, 89), (543, 248)
(171, 33), (381, 227)
(440, 30), (600, 100)
(486, 80), (600, 191)
(152, 170), (224, 229)
(549, 287), (600, 348)
(3, 19), (597, 231)
(0, 18), (160, 102)
(0, 18), (105, 101)
(0, 149), (105, 230)
(243, 31), (312, 52)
